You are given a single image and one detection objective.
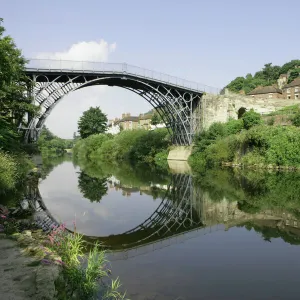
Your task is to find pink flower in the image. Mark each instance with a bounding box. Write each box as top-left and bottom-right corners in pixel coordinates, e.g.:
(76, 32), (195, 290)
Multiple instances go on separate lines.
(0, 215), (7, 219)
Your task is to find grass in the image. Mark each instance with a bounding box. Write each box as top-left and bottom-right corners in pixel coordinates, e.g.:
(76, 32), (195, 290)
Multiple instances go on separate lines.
(47, 222), (128, 300)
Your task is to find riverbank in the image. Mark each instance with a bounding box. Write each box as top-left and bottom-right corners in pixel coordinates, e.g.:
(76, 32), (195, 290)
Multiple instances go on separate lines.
(0, 202), (128, 300)
(189, 107), (300, 172)
(0, 233), (60, 300)
(73, 128), (170, 168)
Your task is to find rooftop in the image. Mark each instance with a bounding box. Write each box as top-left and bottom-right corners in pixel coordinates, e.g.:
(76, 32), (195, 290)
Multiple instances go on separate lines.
(247, 85), (282, 95)
(283, 77), (300, 89)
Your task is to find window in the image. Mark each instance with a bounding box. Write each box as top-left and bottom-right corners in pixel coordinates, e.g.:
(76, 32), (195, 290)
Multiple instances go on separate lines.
(288, 96), (291, 99)
(268, 93), (273, 98)
(287, 88), (291, 93)
(295, 94), (299, 99)
(295, 87), (299, 92)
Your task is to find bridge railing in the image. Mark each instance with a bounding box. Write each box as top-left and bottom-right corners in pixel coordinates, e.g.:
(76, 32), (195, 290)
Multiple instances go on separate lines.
(25, 58), (221, 94)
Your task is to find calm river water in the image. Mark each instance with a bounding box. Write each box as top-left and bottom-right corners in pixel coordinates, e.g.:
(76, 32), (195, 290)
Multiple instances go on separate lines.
(21, 157), (300, 299)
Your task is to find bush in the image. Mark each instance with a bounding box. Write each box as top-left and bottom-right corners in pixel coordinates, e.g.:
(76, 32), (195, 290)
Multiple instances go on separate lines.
(292, 111), (300, 127)
(242, 109), (262, 130)
(73, 129), (171, 166)
(225, 118), (244, 135)
(0, 151), (33, 191)
(0, 152), (18, 190)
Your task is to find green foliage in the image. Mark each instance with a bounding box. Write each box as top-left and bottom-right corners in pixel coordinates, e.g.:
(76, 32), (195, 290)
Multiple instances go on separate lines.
(190, 121), (300, 170)
(150, 113), (161, 126)
(38, 126), (73, 157)
(0, 151), (18, 190)
(292, 111), (300, 127)
(241, 109), (262, 130)
(128, 129), (170, 163)
(226, 60), (300, 94)
(74, 129), (170, 167)
(266, 117), (275, 126)
(280, 60), (300, 75)
(78, 107), (108, 139)
(287, 69), (300, 83)
(0, 151), (33, 191)
(0, 19), (39, 151)
(48, 224), (127, 299)
(78, 171), (108, 202)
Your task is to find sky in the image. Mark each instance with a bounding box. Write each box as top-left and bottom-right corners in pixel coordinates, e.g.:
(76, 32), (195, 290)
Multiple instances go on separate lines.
(1, 0), (299, 138)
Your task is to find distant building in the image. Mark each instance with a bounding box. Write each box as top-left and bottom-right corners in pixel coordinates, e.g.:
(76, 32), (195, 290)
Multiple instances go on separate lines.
(138, 113), (153, 130)
(108, 111), (167, 134)
(247, 85), (283, 99)
(118, 113), (139, 130)
(282, 77), (300, 100)
(107, 119), (120, 134)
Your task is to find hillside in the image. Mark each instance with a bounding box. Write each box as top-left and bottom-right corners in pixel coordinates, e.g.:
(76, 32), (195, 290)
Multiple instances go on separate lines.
(226, 59), (300, 94)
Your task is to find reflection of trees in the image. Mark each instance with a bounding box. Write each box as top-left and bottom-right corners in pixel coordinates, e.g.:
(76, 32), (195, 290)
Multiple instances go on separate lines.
(194, 169), (300, 218)
(74, 159), (170, 200)
(239, 221), (300, 245)
(40, 154), (73, 179)
(78, 171), (108, 203)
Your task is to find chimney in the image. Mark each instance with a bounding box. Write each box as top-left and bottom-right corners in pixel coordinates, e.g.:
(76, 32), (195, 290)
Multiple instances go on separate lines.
(126, 113), (130, 117)
(122, 113), (126, 119)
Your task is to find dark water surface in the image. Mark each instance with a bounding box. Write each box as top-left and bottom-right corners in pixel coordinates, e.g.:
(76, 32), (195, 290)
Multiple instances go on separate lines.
(18, 158), (300, 299)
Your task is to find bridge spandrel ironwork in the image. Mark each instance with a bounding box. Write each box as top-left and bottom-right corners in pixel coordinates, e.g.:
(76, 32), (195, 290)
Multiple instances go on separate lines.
(23, 59), (220, 145)
(22, 173), (206, 256)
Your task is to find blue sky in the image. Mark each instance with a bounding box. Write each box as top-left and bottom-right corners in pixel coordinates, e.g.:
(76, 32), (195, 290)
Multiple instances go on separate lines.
(2, 0), (299, 137)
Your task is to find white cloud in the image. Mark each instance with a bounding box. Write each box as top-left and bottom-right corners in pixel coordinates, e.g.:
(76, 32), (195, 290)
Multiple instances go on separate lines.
(36, 40), (116, 62)
(35, 39), (151, 138)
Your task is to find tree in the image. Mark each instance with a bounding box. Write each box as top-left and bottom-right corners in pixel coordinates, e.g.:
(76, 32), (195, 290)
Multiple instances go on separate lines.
(151, 113), (160, 126)
(77, 107), (108, 139)
(0, 18), (39, 150)
(226, 77), (245, 93)
(78, 171), (108, 202)
(280, 60), (300, 75)
(288, 69), (300, 84)
(242, 109), (262, 130)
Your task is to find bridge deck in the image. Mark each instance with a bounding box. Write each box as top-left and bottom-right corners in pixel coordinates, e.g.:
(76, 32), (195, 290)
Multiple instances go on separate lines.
(25, 59), (219, 94)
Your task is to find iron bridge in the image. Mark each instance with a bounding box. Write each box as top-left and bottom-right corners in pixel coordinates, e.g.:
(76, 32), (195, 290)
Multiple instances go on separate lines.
(23, 59), (220, 145)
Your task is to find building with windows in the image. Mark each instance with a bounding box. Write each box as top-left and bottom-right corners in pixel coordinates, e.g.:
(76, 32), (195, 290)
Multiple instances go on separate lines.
(282, 78), (300, 100)
(138, 113), (153, 130)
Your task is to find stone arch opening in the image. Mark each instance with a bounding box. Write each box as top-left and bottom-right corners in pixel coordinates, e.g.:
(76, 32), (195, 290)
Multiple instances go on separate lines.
(238, 107), (247, 119)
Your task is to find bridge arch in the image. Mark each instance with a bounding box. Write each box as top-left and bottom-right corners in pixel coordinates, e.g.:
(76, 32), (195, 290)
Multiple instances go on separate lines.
(23, 59), (217, 145)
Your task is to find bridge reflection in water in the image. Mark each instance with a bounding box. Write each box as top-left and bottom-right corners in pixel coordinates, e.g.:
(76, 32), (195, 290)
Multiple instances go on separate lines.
(23, 169), (300, 262)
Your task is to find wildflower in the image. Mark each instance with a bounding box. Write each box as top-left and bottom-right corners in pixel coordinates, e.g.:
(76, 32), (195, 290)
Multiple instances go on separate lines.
(41, 259), (51, 265)
(0, 214), (7, 219)
(54, 259), (65, 265)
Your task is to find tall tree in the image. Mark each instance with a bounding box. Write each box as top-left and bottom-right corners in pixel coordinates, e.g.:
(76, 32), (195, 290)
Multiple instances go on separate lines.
(0, 18), (38, 150)
(151, 113), (161, 126)
(77, 107), (108, 139)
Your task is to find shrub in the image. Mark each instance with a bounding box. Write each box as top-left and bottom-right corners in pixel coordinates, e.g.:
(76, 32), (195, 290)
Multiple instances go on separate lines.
(0, 151), (33, 190)
(266, 117), (275, 126)
(225, 118), (244, 135)
(292, 111), (300, 127)
(242, 109), (262, 130)
(48, 223), (127, 299)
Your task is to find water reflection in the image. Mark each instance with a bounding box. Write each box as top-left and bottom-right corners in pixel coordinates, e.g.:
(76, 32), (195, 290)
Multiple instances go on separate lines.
(20, 159), (300, 254)
(78, 171), (108, 202)
(5, 157), (300, 299)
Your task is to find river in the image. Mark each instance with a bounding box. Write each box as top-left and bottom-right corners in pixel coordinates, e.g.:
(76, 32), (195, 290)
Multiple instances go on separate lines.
(7, 156), (300, 299)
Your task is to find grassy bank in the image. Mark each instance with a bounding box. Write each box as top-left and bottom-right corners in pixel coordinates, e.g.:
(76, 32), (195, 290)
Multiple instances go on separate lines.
(189, 107), (300, 171)
(73, 128), (170, 167)
(0, 151), (34, 191)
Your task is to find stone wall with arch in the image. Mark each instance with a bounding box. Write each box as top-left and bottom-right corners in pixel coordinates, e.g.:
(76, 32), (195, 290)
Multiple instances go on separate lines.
(197, 90), (299, 132)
